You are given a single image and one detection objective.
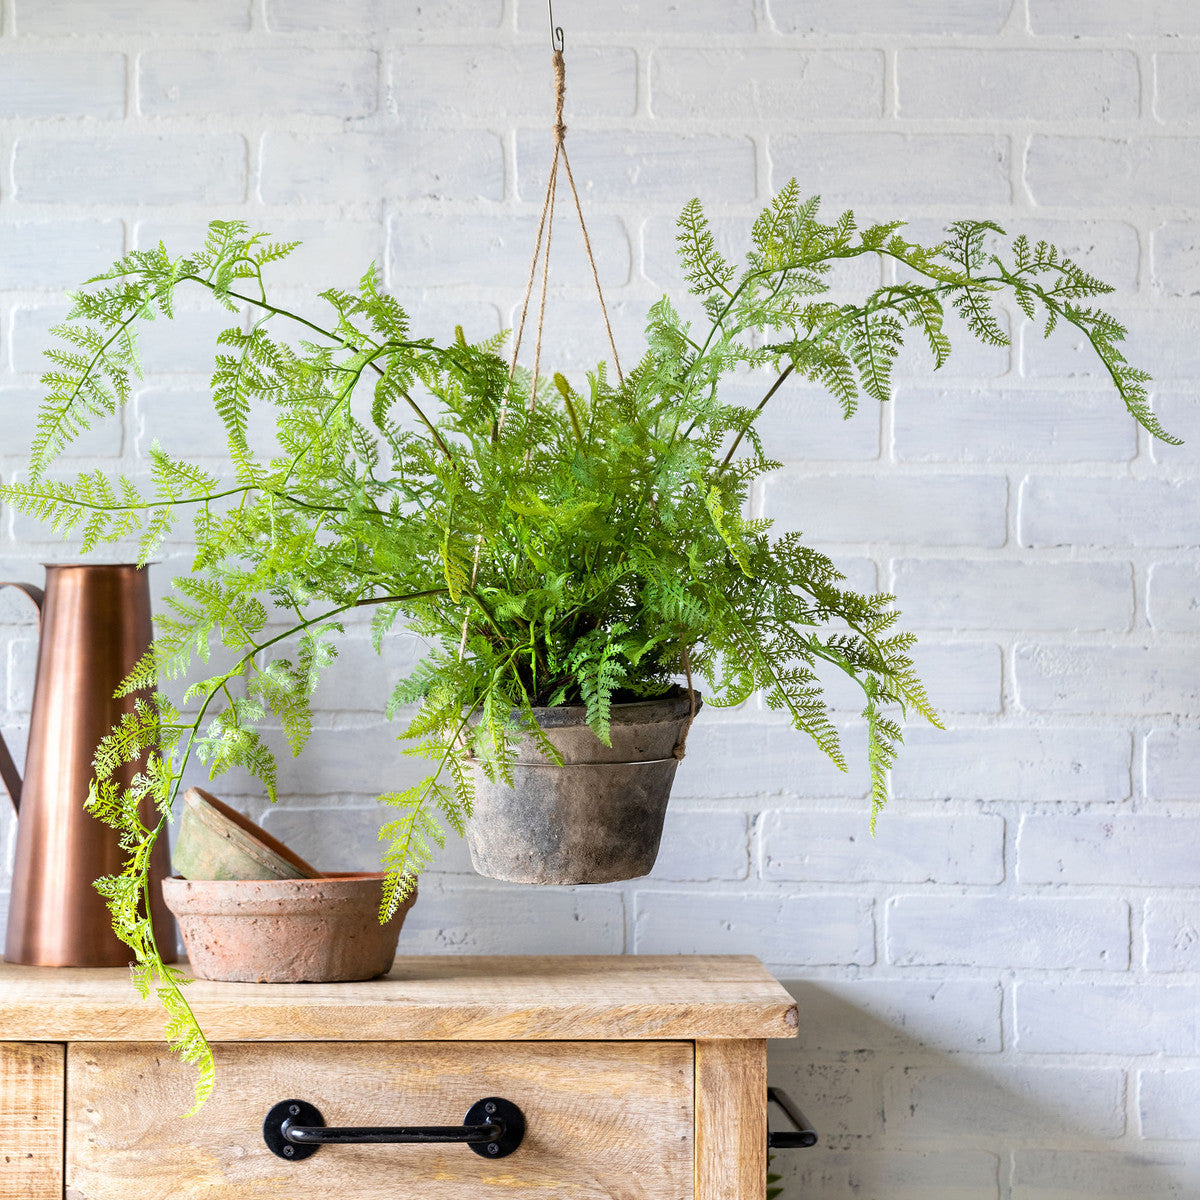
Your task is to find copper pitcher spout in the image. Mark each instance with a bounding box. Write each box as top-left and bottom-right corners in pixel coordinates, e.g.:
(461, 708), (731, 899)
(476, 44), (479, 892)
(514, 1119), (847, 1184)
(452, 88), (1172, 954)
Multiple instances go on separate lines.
(1, 564), (176, 967)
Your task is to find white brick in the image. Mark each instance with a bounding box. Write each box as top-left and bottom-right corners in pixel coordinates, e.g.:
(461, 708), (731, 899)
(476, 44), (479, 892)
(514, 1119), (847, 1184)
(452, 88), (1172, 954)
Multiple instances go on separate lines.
(516, 131), (757, 205)
(1155, 53), (1200, 123)
(761, 809), (1004, 884)
(263, 723), (432, 799)
(1149, 390), (1197, 465)
(1016, 981), (1198, 1055)
(390, 212), (630, 290)
(399, 874), (624, 955)
(893, 388), (1137, 463)
(516, 0), (753, 34)
(1148, 563), (1200, 633)
(1013, 219), (1141, 292)
(648, 808), (750, 882)
(498, 289), (651, 375)
(651, 49), (884, 120)
(9, 304), (68, 374)
(771, 0), (1013, 35)
(1146, 730), (1200, 802)
(135, 386), (259, 461)
(1018, 813), (1200, 886)
(261, 131), (503, 205)
(136, 218), (385, 294)
(140, 50), (378, 118)
(1140, 1071), (1200, 1140)
(762, 1057), (882, 1139)
(762, 472), (1008, 547)
(894, 727), (1131, 802)
(0, 52), (124, 117)
(1151, 223), (1200, 298)
(0, 387), (123, 462)
(1030, 0), (1200, 36)
(634, 891), (875, 966)
(898, 216), (1140, 294)
(138, 304), (243, 378)
(1120, 309), (1200, 381)
(261, 802), (396, 873)
(1012, 1149), (1200, 1200)
(888, 1064), (1126, 1140)
(771, 134), (1011, 207)
(894, 560), (1132, 633)
(13, 0), (250, 33)
(315, 633), (429, 715)
(0, 220), (123, 289)
(886, 895), (1129, 969)
(909, 643), (1003, 715)
(0, 804), (13, 887)
(14, 134), (246, 205)
(893, 309), (1013, 381)
(1015, 644), (1200, 715)
(673, 718), (871, 801)
(640, 213), (883, 295)
(262, 804), (479, 876)
(1144, 898), (1200, 971)
(1022, 307), (1200, 383)
(390, 45), (637, 123)
(5, 635), (35, 713)
(899, 50), (1138, 121)
(779, 1149), (1001, 1200)
(727, 383), (882, 463)
(382, 293), (503, 347)
(1026, 137), (1200, 207)
(1020, 478), (1200, 549)
(267, 0), (501, 30)
(0, 581), (41, 626)
(783, 978), (1003, 1053)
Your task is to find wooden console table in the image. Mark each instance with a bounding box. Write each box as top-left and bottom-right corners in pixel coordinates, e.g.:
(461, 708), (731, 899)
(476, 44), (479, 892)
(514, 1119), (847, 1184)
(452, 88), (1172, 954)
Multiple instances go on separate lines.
(0, 955), (797, 1199)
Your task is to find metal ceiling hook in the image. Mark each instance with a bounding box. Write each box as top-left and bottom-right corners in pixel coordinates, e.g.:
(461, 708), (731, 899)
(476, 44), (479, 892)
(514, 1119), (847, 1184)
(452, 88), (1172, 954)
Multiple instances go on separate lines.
(548, 0), (564, 51)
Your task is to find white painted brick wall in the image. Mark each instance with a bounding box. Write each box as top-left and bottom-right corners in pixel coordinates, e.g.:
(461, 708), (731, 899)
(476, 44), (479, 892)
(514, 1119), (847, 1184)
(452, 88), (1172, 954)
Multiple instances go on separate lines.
(1, 2), (1198, 1195)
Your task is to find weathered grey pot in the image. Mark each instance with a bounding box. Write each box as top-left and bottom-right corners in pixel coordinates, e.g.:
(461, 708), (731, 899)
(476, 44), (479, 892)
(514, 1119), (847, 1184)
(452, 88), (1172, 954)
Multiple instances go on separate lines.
(465, 692), (701, 885)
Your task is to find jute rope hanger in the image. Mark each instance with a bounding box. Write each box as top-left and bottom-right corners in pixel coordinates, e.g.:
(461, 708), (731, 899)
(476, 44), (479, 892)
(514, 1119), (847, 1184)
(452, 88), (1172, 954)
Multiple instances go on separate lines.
(500, 36), (624, 433)
(459, 8), (697, 759)
(461, 14), (623, 652)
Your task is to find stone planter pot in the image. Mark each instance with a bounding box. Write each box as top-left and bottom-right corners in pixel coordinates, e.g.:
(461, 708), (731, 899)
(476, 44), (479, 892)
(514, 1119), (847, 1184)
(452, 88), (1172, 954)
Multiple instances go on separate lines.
(161, 873), (416, 983)
(465, 692), (700, 885)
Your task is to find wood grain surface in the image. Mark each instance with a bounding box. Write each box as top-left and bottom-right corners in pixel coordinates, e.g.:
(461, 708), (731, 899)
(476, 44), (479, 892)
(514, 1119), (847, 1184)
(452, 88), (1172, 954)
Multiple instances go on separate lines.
(66, 1040), (694, 1200)
(0, 1042), (64, 1200)
(0, 955), (798, 1042)
(694, 1039), (767, 1200)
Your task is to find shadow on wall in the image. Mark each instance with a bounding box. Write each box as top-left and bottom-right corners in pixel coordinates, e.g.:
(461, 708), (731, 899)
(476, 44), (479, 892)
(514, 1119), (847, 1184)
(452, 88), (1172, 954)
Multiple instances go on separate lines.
(772, 980), (1198, 1200)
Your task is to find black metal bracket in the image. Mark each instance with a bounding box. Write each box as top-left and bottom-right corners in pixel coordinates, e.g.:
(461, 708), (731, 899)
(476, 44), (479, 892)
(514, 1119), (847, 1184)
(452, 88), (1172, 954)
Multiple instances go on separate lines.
(263, 1096), (526, 1161)
(767, 1086), (818, 1149)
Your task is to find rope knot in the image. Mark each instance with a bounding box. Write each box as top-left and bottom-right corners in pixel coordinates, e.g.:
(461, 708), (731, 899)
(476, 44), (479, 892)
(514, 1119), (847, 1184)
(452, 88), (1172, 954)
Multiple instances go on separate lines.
(553, 49), (566, 144)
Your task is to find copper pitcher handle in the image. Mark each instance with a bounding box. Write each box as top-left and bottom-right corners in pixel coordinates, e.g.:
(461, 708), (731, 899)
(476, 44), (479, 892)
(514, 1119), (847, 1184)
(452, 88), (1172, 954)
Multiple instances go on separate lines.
(0, 582), (46, 812)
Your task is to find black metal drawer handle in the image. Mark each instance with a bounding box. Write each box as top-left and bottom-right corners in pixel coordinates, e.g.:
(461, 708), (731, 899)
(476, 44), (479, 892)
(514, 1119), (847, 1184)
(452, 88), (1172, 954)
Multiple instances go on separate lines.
(767, 1086), (818, 1149)
(263, 1096), (526, 1161)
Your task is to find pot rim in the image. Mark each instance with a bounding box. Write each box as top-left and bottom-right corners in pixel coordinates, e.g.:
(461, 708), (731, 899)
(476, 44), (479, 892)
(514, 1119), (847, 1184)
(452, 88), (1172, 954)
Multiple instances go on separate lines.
(470, 690), (703, 730)
(160, 872), (416, 913)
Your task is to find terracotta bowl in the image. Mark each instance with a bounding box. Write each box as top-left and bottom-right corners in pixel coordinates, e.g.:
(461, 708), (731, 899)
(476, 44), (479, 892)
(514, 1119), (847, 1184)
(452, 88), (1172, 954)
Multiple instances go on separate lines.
(161, 873), (417, 983)
(172, 787), (318, 881)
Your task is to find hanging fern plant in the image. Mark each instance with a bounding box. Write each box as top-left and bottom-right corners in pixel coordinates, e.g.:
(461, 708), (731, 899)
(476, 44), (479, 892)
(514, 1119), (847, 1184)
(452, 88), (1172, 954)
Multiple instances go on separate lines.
(0, 181), (1173, 1106)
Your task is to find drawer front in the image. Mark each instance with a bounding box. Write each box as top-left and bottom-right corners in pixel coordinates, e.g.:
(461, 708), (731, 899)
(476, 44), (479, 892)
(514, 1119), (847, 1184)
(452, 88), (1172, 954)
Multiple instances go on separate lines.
(66, 1041), (694, 1199)
(0, 1043), (63, 1200)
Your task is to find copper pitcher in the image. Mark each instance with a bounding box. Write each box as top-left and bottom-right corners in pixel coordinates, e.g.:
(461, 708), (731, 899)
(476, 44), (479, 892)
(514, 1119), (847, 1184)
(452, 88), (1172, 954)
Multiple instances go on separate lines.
(0, 564), (175, 966)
